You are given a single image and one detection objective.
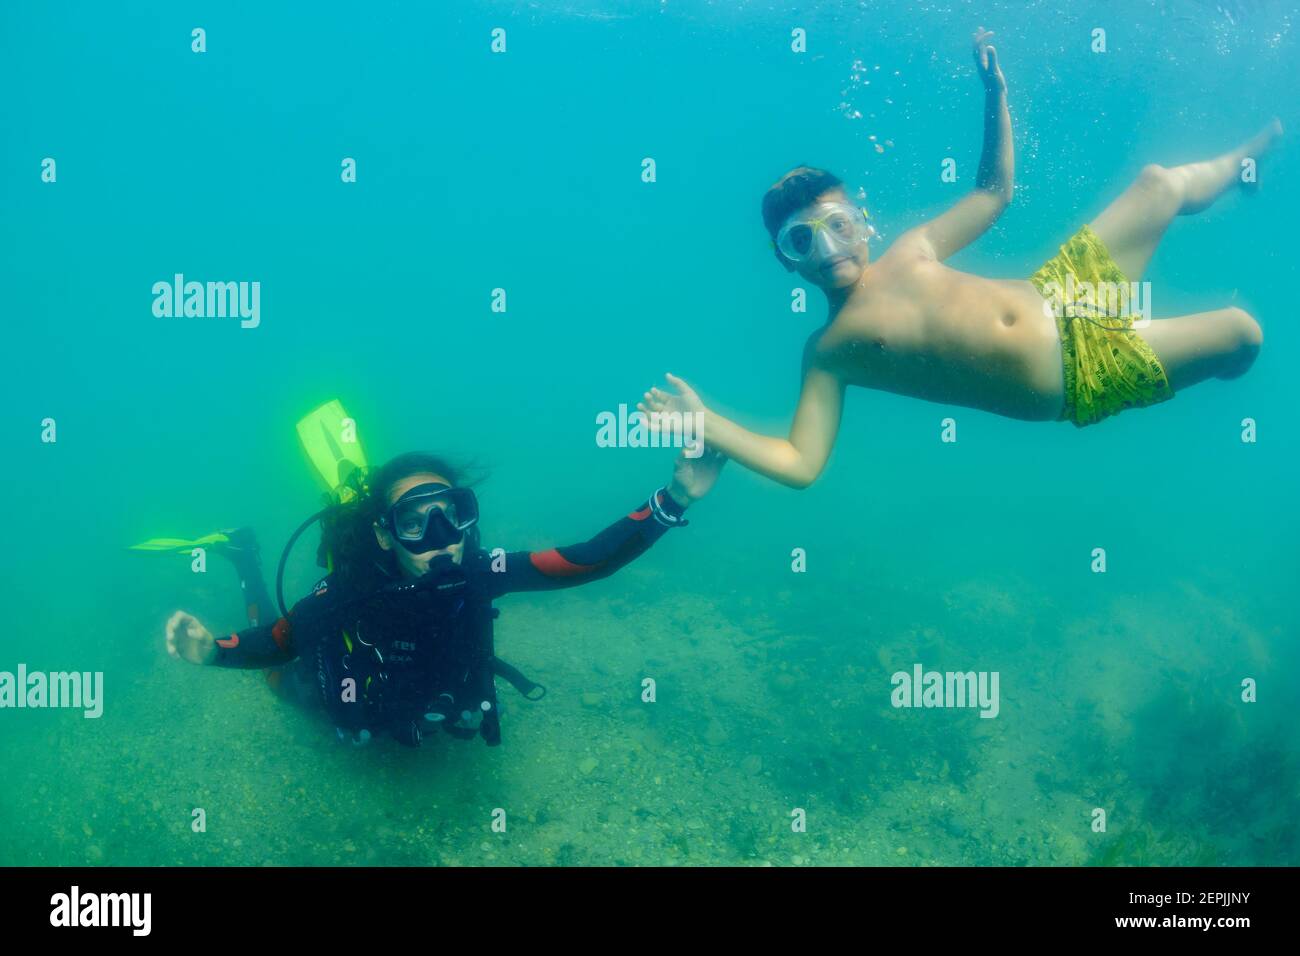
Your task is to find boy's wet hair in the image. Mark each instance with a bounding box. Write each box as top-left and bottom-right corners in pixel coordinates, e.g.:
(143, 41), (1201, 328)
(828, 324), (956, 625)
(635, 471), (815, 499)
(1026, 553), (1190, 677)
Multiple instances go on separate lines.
(761, 167), (845, 240)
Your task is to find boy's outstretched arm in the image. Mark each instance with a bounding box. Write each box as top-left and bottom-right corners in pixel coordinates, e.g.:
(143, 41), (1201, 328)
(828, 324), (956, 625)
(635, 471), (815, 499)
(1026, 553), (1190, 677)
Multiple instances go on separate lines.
(896, 28), (1013, 261)
(642, 356), (844, 490)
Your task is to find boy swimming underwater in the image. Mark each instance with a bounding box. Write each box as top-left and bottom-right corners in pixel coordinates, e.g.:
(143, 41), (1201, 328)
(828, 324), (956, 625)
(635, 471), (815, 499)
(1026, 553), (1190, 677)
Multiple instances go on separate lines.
(640, 28), (1279, 488)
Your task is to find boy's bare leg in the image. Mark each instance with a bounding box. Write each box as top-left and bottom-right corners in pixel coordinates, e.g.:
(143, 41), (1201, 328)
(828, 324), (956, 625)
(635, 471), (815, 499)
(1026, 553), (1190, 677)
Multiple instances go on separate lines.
(1139, 307), (1262, 391)
(1089, 119), (1282, 281)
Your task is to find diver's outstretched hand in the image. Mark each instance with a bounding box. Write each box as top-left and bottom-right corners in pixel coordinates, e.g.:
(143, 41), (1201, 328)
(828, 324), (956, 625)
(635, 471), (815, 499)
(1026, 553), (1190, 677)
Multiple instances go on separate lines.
(165, 610), (217, 666)
(667, 446), (726, 507)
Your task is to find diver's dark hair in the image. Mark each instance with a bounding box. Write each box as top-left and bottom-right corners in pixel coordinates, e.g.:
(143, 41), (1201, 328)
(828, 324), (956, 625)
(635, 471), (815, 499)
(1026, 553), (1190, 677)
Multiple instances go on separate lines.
(364, 452), (468, 523)
(321, 451), (484, 595)
(761, 167), (845, 241)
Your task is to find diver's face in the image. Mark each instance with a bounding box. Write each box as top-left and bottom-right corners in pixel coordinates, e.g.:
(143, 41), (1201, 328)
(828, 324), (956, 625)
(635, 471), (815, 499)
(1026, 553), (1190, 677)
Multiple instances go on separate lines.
(782, 190), (870, 290)
(374, 472), (466, 577)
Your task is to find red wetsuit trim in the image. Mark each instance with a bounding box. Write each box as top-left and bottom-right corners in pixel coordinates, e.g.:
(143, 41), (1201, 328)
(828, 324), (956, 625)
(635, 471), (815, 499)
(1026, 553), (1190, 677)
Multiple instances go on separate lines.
(216, 634), (239, 649)
(530, 549), (599, 578)
(628, 504), (652, 521)
(271, 618), (292, 652)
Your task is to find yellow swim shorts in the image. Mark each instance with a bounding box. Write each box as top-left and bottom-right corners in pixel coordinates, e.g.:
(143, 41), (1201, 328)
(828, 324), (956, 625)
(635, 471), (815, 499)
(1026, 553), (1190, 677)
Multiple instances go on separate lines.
(1029, 225), (1173, 427)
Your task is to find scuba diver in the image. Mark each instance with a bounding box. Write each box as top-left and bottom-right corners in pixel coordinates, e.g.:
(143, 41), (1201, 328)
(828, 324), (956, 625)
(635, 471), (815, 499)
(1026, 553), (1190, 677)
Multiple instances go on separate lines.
(151, 401), (724, 748)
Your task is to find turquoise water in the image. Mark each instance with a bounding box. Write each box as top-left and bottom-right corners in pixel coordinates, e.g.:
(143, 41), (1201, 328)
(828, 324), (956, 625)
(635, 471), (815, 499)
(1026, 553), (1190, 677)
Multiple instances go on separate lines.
(1, 0), (1297, 866)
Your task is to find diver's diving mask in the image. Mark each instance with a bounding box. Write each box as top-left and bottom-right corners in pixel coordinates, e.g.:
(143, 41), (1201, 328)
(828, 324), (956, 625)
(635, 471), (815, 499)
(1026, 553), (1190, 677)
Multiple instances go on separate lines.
(775, 201), (875, 264)
(379, 483), (480, 555)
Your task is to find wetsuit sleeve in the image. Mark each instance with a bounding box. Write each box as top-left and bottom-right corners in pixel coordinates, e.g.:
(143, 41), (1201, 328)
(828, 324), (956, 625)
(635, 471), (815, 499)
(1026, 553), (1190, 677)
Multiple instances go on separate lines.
(210, 578), (333, 669)
(484, 488), (688, 598)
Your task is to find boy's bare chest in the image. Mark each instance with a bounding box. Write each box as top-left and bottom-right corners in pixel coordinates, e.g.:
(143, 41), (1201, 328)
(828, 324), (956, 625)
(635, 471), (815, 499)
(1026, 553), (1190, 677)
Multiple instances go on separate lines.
(814, 285), (940, 376)
(811, 267), (1061, 407)
(817, 266), (1047, 369)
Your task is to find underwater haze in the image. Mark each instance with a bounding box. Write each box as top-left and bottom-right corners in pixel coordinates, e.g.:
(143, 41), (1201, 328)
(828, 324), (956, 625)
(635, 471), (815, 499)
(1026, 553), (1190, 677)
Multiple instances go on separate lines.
(1, 0), (1298, 866)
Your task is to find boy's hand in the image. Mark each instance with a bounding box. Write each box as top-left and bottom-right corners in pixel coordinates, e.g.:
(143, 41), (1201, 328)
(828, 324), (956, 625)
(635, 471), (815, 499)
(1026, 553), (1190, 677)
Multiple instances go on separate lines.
(667, 447), (726, 507)
(973, 27), (1005, 94)
(166, 610), (217, 665)
(639, 373), (707, 433)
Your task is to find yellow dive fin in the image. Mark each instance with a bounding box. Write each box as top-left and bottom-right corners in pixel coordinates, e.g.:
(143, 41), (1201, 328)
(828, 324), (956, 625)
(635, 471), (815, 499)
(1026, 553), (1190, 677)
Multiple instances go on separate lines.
(128, 533), (231, 552)
(296, 399), (369, 502)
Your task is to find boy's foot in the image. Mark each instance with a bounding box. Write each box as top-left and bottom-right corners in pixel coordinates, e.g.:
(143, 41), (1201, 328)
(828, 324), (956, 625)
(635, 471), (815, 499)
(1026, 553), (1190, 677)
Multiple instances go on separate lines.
(1238, 118), (1282, 194)
(1249, 118), (1283, 154)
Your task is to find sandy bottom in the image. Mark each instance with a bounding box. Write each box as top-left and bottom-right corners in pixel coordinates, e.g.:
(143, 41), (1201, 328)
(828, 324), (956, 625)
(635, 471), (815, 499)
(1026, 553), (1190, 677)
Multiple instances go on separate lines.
(2, 564), (1294, 867)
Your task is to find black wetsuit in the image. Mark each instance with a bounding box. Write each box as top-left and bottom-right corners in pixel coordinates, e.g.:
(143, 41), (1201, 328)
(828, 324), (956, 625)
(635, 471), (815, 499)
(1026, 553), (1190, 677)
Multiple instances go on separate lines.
(211, 488), (687, 745)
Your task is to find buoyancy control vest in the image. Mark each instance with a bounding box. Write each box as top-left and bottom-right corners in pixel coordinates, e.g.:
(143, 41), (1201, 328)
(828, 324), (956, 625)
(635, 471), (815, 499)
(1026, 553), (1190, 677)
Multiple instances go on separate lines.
(315, 560), (504, 748)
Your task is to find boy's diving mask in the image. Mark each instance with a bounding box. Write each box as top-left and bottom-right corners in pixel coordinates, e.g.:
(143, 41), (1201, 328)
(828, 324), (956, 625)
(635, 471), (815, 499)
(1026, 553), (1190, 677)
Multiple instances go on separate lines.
(775, 201), (875, 264)
(379, 483), (480, 554)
